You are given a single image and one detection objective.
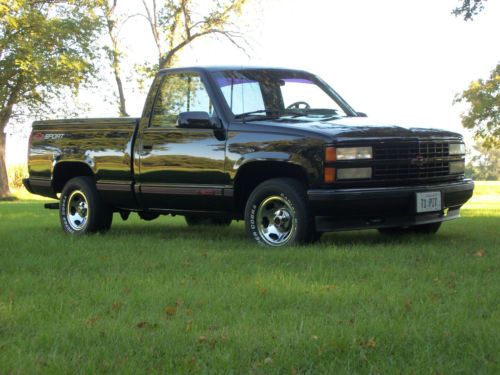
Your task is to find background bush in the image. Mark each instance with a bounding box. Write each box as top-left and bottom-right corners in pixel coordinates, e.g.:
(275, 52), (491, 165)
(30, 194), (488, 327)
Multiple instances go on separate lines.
(7, 164), (28, 189)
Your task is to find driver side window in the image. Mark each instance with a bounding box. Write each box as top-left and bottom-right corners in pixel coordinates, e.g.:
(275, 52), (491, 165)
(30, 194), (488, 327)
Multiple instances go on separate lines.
(151, 73), (213, 127)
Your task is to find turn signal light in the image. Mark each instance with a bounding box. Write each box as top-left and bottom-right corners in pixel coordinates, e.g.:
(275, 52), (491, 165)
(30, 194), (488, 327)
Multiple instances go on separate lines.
(324, 167), (336, 183)
(325, 146), (336, 162)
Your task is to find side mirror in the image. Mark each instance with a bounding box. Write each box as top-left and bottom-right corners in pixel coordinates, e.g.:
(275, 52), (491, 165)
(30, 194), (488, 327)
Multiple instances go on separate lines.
(177, 111), (222, 129)
(356, 112), (368, 117)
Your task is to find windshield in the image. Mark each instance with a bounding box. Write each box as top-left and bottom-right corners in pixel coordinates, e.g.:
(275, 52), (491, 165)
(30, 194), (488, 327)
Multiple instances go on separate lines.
(211, 69), (351, 121)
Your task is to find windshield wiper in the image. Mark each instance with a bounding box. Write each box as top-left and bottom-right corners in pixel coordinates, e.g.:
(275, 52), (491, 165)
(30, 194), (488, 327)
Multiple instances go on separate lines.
(235, 109), (285, 122)
(235, 110), (280, 119)
(287, 109), (339, 118)
(235, 109), (339, 122)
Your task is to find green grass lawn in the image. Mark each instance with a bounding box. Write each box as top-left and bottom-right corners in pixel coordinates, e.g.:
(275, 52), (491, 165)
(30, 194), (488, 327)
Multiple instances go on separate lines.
(0, 183), (499, 374)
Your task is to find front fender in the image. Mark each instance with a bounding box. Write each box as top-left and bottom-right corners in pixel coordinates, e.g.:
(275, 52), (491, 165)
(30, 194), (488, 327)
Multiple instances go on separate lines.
(226, 128), (325, 186)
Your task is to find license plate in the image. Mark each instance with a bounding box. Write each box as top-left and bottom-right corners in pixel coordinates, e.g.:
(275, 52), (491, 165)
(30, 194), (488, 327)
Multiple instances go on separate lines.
(416, 191), (441, 213)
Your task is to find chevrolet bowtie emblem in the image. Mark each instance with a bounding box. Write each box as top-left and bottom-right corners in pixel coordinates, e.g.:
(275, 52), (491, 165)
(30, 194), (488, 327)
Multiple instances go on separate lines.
(411, 155), (425, 167)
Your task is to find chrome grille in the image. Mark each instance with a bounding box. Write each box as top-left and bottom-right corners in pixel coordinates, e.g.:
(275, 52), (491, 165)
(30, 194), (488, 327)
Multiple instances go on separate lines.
(373, 161), (450, 180)
(372, 141), (451, 181)
(373, 142), (449, 160)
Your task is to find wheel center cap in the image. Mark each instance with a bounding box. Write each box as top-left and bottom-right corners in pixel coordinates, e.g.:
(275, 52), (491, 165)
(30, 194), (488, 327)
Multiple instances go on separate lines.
(274, 209), (291, 229)
(77, 202), (87, 216)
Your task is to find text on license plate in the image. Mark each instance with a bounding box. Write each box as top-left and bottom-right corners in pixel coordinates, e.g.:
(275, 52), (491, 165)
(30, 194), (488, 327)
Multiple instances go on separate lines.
(416, 191), (441, 213)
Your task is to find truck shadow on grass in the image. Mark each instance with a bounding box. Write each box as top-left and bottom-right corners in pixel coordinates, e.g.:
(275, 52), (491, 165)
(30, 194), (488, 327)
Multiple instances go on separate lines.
(104, 216), (495, 248)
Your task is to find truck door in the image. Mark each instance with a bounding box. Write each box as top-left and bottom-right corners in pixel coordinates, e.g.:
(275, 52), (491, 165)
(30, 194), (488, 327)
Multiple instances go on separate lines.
(135, 72), (231, 212)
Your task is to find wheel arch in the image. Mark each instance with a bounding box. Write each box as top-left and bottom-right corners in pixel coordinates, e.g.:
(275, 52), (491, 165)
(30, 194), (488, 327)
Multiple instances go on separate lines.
(233, 160), (309, 217)
(52, 161), (95, 193)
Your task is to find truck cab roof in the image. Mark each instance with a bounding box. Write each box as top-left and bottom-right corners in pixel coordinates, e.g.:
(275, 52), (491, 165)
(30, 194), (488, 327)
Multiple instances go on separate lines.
(158, 65), (310, 74)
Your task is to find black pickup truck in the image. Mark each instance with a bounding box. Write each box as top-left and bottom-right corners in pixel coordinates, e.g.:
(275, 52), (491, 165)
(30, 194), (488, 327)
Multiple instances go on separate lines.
(24, 66), (474, 246)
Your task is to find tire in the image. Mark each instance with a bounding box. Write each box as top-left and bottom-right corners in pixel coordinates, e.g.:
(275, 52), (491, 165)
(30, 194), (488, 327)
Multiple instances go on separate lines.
(185, 216), (232, 226)
(245, 178), (314, 247)
(59, 176), (113, 234)
(378, 222), (441, 235)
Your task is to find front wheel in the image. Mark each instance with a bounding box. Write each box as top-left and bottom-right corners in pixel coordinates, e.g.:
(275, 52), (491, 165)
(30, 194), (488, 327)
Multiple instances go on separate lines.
(378, 222), (441, 235)
(245, 178), (314, 247)
(59, 176), (113, 234)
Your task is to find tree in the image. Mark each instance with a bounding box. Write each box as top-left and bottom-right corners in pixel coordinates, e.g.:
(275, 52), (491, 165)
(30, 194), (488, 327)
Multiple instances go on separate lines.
(138, 0), (248, 72)
(0, 0), (101, 197)
(98, 0), (251, 116)
(452, 0), (488, 21)
(100, 0), (128, 116)
(465, 139), (500, 180)
(452, 0), (498, 151)
(455, 64), (500, 150)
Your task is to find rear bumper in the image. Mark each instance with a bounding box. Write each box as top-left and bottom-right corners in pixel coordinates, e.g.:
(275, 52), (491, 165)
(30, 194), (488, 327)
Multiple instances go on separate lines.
(22, 178), (34, 194)
(22, 177), (57, 198)
(307, 179), (474, 232)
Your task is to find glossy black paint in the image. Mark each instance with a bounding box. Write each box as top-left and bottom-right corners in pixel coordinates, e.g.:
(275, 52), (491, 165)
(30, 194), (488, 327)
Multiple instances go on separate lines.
(309, 179), (474, 231)
(177, 111), (220, 129)
(26, 66), (473, 230)
(135, 126), (229, 210)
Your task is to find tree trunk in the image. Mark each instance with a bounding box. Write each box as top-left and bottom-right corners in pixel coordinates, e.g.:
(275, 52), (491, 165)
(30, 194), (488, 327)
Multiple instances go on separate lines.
(104, 2), (129, 117)
(160, 51), (177, 70)
(0, 130), (10, 197)
(0, 72), (21, 197)
(113, 68), (128, 117)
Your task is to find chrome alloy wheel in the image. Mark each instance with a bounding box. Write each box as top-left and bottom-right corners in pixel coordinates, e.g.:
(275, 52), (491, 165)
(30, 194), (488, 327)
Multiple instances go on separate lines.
(256, 195), (297, 246)
(66, 190), (89, 231)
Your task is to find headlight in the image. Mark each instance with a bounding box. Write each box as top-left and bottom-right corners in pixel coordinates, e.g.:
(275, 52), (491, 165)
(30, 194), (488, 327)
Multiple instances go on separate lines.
(449, 161), (465, 174)
(449, 143), (465, 155)
(335, 147), (373, 160)
(337, 167), (372, 180)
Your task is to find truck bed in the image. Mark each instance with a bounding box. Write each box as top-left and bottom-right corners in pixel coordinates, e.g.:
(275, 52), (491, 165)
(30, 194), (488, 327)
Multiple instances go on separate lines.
(28, 118), (139, 200)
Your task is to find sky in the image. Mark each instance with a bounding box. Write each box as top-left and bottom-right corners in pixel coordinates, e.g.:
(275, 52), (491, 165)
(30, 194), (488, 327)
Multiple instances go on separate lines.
(6, 0), (500, 165)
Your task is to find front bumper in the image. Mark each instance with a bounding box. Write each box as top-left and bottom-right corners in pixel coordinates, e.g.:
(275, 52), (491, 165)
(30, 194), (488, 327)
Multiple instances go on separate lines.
(307, 179), (474, 232)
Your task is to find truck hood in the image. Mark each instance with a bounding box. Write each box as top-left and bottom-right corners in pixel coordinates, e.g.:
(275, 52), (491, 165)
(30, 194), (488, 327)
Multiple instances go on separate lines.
(251, 116), (463, 141)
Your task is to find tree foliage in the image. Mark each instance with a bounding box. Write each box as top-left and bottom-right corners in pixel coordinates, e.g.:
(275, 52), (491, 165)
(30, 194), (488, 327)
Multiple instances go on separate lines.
(96, 0), (251, 115)
(452, 0), (488, 21)
(0, 0), (102, 196)
(138, 0), (248, 75)
(452, 0), (498, 156)
(465, 139), (500, 180)
(455, 64), (499, 150)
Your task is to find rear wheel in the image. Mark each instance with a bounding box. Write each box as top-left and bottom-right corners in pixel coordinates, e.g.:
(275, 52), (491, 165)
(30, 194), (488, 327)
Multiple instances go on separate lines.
(378, 222), (441, 235)
(245, 178), (314, 247)
(59, 177), (113, 234)
(185, 216), (232, 226)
